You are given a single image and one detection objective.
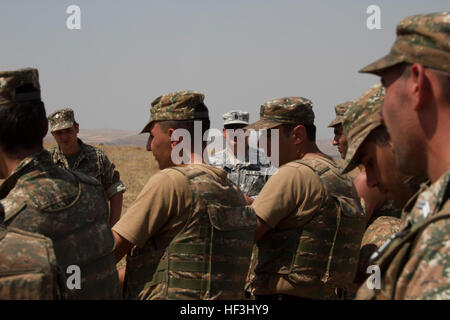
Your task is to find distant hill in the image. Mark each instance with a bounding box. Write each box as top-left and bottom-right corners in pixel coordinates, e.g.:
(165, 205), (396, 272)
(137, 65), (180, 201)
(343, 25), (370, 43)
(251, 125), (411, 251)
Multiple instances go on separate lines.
(45, 128), (339, 157)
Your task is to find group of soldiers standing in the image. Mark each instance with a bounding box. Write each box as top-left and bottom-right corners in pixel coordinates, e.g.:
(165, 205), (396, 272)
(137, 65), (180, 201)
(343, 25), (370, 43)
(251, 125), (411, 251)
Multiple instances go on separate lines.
(0, 11), (449, 300)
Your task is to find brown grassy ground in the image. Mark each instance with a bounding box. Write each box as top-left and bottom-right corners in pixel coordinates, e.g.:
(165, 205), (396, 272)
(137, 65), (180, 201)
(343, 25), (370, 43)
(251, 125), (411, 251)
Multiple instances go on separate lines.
(44, 143), (160, 213)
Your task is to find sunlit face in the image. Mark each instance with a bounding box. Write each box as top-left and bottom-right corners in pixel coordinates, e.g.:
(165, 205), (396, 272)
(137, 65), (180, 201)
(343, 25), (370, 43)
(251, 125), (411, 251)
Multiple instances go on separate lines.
(380, 66), (422, 176)
(359, 140), (411, 205)
(146, 122), (174, 170)
(332, 124), (348, 159)
(51, 125), (79, 150)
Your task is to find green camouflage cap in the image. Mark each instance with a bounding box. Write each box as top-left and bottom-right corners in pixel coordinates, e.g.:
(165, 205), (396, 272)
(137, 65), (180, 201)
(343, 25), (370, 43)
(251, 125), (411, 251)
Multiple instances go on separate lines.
(141, 90), (209, 133)
(342, 83), (385, 174)
(0, 68), (41, 106)
(360, 12), (450, 75)
(47, 108), (76, 132)
(245, 97), (314, 130)
(328, 100), (353, 128)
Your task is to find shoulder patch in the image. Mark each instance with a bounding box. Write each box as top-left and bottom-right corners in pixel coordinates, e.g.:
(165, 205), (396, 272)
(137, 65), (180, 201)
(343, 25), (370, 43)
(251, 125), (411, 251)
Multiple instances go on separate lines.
(1, 198), (27, 222)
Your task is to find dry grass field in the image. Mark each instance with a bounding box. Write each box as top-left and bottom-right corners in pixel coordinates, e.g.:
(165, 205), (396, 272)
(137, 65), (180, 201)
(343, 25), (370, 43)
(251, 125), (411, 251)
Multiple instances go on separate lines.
(44, 142), (160, 213)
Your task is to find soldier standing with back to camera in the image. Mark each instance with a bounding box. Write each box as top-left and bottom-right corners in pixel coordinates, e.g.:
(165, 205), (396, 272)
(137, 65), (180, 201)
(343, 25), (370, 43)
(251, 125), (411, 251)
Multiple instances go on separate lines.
(47, 108), (126, 227)
(356, 12), (450, 299)
(0, 68), (121, 299)
(245, 97), (366, 300)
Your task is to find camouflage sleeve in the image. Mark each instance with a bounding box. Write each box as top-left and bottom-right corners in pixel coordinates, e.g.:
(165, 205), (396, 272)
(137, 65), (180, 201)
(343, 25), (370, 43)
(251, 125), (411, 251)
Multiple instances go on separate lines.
(399, 218), (450, 299)
(98, 151), (126, 199)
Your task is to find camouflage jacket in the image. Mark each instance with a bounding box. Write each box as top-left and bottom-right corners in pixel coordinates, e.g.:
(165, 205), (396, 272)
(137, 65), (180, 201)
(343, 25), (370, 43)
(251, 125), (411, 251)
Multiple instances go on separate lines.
(0, 149), (121, 299)
(356, 170), (450, 300)
(208, 147), (277, 199)
(0, 221), (65, 300)
(49, 139), (126, 199)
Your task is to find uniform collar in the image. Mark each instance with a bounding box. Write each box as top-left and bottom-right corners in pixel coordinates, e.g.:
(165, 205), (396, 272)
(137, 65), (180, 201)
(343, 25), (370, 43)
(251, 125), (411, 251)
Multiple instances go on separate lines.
(0, 149), (52, 199)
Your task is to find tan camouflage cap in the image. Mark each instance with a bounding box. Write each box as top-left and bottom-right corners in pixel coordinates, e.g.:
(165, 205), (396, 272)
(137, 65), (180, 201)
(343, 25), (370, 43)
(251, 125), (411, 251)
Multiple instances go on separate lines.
(141, 90), (209, 133)
(342, 83), (385, 174)
(222, 110), (249, 126)
(245, 97), (314, 130)
(0, 68), (41, 106)
(47, 108), (76, 132)
(360, 12), (450, 75)
(328, 100), (353, 128)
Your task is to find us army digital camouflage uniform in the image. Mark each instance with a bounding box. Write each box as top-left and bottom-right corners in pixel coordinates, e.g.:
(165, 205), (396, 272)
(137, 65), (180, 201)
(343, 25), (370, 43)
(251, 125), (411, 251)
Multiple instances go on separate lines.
(0, 68), (121, 299)
(355, 12), (450, 300)
(209, 147), (277, 199)
(49, 138), (126, 199)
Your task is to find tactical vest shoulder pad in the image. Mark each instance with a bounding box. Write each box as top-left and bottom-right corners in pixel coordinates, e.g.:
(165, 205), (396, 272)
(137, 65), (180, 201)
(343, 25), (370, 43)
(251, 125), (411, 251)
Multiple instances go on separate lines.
(169, 165), (207, 180)
(71, 170), (102, 186)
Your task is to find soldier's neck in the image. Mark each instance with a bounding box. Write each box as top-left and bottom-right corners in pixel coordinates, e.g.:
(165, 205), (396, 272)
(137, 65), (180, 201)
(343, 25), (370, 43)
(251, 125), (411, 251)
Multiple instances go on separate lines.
(60, 141), (81, 157)
(0, 145), (43, 178)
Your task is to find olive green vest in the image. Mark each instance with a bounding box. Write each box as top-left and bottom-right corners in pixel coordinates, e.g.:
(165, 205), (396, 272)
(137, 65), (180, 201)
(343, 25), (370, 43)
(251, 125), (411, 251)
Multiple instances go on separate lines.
(251, 157), (366, 292)
(0, 225), (65, 299)
(3, 171), (121, 300)
(124, 165), (257, 300)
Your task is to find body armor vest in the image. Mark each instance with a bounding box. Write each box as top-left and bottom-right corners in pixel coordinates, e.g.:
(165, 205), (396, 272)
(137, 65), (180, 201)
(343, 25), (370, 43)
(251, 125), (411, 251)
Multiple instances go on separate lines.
(124, 165), (256, 300)
(0, 225), (64, 299)
(252, 157), (366, 291)
(3, 171), (120, 299)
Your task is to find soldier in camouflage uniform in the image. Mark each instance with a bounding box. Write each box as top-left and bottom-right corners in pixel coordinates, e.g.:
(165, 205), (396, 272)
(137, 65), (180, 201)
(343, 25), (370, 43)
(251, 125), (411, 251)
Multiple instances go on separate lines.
(328, 101), (353, 159)
(339, 84), (419, 297)
(48, 108), (126, 227)
(209, 110), (277, 204)
(355, 12), (450, 299)
(0, 68), (121, 299)
(245, 97), (366, 300)
(112, 91), (256, 300)
(0, 204), (66, 299)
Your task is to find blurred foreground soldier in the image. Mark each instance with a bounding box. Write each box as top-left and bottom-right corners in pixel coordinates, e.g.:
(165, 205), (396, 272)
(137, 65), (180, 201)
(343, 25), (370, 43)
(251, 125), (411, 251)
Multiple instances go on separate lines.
(356, 12), (450, 299)
(112, 91), (256, 300)
(209, 110), (277, 203)
(0, 68), (120, 299)
(340, 84), (419, 297)
(0, 205), (65, 299)
(48, 108), (126, 227)
(245, 97), (366, 300)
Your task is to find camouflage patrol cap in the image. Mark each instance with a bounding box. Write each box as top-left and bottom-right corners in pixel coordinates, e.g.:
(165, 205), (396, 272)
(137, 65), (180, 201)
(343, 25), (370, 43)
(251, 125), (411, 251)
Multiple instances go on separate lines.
(360, 12), (450, 75)
(245, 97), (314, 130)
(47, 108), (76, 132)
(141, 90), (209, 133)
(342, 83), (385, 174)
(222, 110), (249, 126)
(328, 101), (353, 128)
(0, 68), (41, 106)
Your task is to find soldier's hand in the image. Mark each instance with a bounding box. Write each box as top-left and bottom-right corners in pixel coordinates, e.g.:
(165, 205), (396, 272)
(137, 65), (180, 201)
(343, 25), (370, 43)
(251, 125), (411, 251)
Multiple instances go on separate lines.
(244, 194), (254, 205)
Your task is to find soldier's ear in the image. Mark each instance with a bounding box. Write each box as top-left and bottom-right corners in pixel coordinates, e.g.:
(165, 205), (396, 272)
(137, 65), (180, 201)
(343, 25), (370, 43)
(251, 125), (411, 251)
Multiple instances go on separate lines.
(292, 125), (306, 144)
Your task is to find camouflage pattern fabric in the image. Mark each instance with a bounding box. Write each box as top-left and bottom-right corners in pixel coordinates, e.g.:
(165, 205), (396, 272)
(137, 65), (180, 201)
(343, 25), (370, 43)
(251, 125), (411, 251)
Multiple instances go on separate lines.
(50, 139), (126, 199)
(245, 97), (314, 130)
(126, 164), (256, 300)
(360, 12), (450, 75)
(328, 100), (353, 128)
(222, 110), (249, 126)
(0, 222), (65, 300)
(0, 150), (121, 299)
(342, 84), (385, 174)
(356, 170), (450, 300)
(141, 90), (209, 133)
(371, 199), (402, 222)
(248, 157), (366, 298)
(0, 68), (40, 106)
(208, 147), (277, 199)
(47, 108), (76, 132)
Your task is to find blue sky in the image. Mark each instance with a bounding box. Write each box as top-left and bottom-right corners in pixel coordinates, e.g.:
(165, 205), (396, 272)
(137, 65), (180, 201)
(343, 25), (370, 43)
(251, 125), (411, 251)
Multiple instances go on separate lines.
(1, 0), (448, 139)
